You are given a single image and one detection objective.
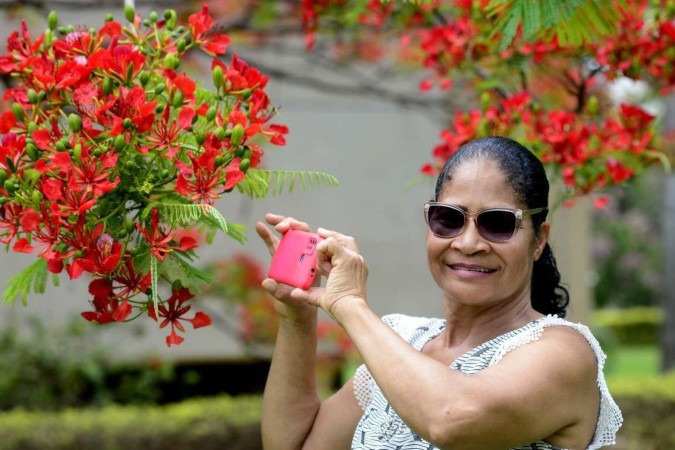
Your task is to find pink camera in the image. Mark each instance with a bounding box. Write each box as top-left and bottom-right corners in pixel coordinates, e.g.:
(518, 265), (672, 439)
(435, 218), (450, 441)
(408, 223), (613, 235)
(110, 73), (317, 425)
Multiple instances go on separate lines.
(268, 229), (323, 290)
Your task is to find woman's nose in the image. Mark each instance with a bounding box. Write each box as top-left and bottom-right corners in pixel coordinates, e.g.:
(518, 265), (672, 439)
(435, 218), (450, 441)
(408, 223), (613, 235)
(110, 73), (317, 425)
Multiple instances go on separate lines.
(450, 218), (490, 254)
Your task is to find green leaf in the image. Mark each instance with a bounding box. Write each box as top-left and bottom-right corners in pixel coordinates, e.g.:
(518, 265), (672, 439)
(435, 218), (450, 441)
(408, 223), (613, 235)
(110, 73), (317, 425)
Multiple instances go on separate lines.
(162, 252), (214, 294)
(156, 202), (247, 244)
(3, 259), (50, 306)
(236, 169), (339, 199)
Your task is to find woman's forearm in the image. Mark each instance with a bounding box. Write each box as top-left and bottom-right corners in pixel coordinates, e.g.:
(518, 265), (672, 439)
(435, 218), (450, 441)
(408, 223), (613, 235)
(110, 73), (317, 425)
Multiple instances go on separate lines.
(261, 312), (321, 450)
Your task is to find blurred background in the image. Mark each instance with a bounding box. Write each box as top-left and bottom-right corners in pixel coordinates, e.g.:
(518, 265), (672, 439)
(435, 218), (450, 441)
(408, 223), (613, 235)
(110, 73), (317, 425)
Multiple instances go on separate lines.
(0, 1), (673, 449)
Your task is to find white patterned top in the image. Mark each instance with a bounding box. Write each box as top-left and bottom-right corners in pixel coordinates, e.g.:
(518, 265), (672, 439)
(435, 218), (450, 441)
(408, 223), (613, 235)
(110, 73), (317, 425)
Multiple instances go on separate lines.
(351, 314), (623, 450)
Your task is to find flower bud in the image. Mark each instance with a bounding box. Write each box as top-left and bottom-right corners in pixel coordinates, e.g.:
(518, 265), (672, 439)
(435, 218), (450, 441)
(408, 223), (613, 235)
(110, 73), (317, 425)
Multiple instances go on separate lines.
(55, 139), (69, 152)
(206, 106), (217, 122)
(124, 4), (135, 22)
(140, 72), (150, 86)
(27, 89), (38, 104)
(123, 118), (133, 129)
(177, 38), (187, 53)
(32, 190), (43, 204)
(171, 279), (183, 292)
(58, 26), (68, 35)
(149, 11), (158, 23)
(4, 179), (17, 193)
(215, 127), (228, 140)
(44, 28), (53, 47)
(234, 146), (245, 158)
(239, 158), (250, 173)
(230, 124), (244, 145)
(103, 77), (113, 95)
(105, 13), (114, 22)
(142, 19), (151, 27)
(214, 155), (226, 166)
(154, 83), (165, 95)
(114, 134), (126, 152)
(587, 95), (600, 116)
(165, 9), (177, 31)
(12, 103), (24, 121)
(47, 11), (58, 31)
(25, 143), (39, 160)
(195, 130), (206, 145)
(72, 144), (82, 161)
(171, 90), (184, 107)
(68, 113), (82, 132)
(27, 122), (38, 133)
(0, 170), (7, 185)
(212, 66), (223, 89)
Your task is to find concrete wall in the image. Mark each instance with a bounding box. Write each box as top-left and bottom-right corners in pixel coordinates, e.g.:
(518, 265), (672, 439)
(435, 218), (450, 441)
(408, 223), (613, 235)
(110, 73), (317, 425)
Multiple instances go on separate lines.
(0, 4), (592, 363)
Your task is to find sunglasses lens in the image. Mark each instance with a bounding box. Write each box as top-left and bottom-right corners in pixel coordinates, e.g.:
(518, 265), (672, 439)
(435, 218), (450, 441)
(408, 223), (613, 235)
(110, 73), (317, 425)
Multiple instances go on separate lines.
(477, 210), (517, 242)
(427, 205), (465, 237)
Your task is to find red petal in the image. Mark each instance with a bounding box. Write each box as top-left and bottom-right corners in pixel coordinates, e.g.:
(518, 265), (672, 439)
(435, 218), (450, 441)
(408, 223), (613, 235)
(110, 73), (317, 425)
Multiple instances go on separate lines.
(190, 311), (212, 329)
(12, 238), (35, 253)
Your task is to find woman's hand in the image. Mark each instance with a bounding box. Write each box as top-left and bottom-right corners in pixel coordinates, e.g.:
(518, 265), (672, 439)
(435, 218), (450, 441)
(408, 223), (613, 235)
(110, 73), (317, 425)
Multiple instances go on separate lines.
(300, 228), (369, 322)
(255, 213), (318, 320)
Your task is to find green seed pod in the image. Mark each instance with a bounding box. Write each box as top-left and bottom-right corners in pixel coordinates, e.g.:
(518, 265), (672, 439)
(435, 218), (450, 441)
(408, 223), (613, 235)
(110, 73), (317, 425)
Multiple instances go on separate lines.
(171, 90), (184, 107)
(114, 134), (126, 152)
(212, 66), (223, 89)
(27, 89), (38, 104)
(206, 106), (217, 122)
(239, 158), (250, 173)
(149, 11), (158, 23)
(230, 124), (244, 146)
(124, 4), (135, 22)
(195, 130), (206, 145)
(105, 13), (114, 22)
(12, 103), (24, 121)
(123, 118), (133, 129)
(68, 113), (82, 132)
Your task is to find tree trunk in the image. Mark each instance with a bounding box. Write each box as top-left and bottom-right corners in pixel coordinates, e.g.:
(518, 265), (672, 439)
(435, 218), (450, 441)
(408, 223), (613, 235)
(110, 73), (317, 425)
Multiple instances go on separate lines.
(662, 174), (675, 372)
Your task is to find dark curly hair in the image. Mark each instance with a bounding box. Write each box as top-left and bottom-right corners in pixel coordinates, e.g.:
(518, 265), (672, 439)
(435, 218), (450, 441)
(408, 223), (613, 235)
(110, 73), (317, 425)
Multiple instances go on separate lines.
(433, 136), (569, 317)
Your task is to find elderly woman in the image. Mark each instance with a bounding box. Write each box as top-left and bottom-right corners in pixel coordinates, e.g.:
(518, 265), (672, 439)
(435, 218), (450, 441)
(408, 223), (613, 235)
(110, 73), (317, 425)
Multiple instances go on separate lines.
(256, 136), (622, 450)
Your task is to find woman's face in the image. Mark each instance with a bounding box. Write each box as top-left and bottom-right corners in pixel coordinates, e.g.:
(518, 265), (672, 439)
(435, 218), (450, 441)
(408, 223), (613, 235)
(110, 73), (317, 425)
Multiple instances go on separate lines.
(426, 159), (549, 311)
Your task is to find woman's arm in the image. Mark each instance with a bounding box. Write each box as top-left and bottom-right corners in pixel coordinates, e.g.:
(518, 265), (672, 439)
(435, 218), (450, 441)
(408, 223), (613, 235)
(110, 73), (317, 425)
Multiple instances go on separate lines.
(257, 216), (363, 450)
(301, 231), (598, 450)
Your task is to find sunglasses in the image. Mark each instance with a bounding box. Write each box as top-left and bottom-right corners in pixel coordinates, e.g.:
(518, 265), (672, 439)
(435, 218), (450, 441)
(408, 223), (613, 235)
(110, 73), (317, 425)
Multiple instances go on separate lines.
(424, 202), (547, 243)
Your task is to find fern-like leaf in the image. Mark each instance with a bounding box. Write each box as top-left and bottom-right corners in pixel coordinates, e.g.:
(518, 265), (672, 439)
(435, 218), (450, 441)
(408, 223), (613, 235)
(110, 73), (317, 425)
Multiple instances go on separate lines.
(162, 251), (215, 294)
(486, 0), (623, 50)
(3, 259), (50, 306)
(147, 202), (247, 244)
(237, 169), (339, 199)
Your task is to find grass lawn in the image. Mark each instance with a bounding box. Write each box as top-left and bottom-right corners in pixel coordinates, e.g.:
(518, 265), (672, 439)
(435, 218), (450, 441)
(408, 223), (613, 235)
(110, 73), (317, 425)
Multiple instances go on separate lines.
(605, 345), (661, 380)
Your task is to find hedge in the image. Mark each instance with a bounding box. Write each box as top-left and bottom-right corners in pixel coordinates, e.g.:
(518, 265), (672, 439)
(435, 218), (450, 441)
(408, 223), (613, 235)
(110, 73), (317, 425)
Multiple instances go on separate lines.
(609, 372), (675, 450)
(592, 307), (663, 346)
(0, 375), (674, 450)
(0, 395), (262, 450)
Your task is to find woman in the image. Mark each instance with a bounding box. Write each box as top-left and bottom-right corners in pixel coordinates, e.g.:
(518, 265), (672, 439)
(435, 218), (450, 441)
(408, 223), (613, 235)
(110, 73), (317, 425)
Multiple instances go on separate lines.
(256, 136), (622, 450)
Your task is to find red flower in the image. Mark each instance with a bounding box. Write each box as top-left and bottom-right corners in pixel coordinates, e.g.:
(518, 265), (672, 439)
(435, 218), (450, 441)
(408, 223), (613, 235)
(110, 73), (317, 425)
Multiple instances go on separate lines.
(67, 233), (123, 279)
(136, 209), (197, 260)
(147, 287), (212, 346)
(81, 278), (132, 324)
(188, 5), (231, 57)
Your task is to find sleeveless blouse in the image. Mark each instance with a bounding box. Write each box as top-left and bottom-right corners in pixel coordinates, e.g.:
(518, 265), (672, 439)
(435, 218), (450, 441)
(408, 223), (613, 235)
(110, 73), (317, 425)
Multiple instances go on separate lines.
(351, 314), (623, 450)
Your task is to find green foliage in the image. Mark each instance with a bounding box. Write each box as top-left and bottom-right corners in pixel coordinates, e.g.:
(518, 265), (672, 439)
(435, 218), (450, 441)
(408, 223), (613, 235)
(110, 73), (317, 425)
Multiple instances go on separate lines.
(593, 307), (664, 346)
(237, 169), (340, 199)
(0, 395), (262, 450)
(592, 171), (665, 309)
(486, 0), (623, 49)
(2, 259), (52, 306)
(609, 373), (675, 449)
(0, 317), (175, 411)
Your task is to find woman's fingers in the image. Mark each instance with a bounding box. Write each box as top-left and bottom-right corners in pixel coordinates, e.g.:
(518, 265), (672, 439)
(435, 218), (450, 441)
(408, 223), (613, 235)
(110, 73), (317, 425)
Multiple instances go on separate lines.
(256, 213), (313, 257)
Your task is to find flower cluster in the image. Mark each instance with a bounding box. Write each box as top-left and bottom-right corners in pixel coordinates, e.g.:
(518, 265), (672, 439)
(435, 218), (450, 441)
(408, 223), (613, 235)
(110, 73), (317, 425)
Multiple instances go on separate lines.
(292, 0), (670, 204)
(0, 5), (289, 345)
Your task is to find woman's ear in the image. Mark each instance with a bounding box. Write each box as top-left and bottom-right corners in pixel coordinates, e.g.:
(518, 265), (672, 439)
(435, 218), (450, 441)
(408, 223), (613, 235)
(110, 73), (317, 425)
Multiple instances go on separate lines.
(534, 222), (550, 261)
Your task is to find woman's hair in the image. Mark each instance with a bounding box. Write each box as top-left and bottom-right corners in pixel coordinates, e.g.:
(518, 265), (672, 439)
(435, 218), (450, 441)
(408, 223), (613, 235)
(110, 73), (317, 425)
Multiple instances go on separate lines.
(433, 136), (569, 317)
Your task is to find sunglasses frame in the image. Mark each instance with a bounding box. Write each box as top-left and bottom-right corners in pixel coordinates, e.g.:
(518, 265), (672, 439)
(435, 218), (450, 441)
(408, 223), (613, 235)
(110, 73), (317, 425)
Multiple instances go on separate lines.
(424, 202), (547, 243)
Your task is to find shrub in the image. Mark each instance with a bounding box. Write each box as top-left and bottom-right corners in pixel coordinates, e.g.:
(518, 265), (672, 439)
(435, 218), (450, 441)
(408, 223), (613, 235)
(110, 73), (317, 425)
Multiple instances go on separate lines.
(610, 373), (675, 450)
(592, 306), (663, 346)
(0, 395), (262, 450)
